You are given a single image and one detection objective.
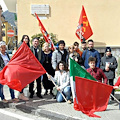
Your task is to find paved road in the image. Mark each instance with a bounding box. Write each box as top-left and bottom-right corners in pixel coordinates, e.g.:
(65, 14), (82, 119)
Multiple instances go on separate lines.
(1, 85), (120, 120)
(0, 108), (51, 120)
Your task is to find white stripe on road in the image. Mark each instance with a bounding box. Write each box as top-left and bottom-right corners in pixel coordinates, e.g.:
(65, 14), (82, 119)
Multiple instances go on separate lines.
(0, 109), (34, 120)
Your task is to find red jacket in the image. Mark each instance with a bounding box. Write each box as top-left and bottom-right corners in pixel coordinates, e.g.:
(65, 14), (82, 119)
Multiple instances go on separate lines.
(114, 77), (120, 86)
(87, 67), (108, 84)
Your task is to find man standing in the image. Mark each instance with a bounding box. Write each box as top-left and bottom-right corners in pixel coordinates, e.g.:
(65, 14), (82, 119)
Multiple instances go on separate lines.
(100, 47), (118, 100)
(80, 41), (87, 52)
(82, 39), (100, 69)
(52, 40), (68, 70)
(29, 37), (43, 98)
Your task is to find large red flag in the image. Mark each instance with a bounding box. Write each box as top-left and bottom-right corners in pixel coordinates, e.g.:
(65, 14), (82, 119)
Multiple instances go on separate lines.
(35, 13), (55, 51)
(0, 42), (46, 92)
(75, 76), (113, 118)
(76, 6), (93, 42)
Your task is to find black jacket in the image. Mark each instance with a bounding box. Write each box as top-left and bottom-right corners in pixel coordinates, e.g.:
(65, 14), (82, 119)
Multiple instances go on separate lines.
(0, 53), (10, 71)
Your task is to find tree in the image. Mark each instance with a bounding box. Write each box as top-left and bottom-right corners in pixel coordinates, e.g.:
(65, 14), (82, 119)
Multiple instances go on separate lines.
(31, 33), (58, 47)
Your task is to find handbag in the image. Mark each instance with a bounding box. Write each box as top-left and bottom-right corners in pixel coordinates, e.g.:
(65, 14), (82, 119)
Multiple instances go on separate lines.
(52, 87), (58, 96)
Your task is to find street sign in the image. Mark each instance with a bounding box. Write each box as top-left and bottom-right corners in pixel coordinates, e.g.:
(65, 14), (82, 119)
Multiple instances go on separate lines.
(7, 29), (14, 37)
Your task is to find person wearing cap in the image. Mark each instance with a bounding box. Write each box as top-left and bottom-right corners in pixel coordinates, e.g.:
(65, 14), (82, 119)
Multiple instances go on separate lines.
(100, 47), (118, 100)
(0, 41), (19, 103)
(52, 40), (68, 70)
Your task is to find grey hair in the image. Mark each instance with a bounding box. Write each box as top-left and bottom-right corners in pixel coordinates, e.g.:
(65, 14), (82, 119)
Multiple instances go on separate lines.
(0, 41), (6, 48)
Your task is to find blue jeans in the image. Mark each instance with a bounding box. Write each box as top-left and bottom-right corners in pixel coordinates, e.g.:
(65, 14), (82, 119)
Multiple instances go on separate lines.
(56, 86), (71, 102)
(0, 84), (15, 100)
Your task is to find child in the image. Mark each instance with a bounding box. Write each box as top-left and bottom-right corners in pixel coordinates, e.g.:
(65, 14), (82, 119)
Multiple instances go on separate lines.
(87, 57), (108, 84)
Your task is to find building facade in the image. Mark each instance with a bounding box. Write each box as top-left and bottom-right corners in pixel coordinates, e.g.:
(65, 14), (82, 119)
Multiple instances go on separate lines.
(17, 0), (120, 48)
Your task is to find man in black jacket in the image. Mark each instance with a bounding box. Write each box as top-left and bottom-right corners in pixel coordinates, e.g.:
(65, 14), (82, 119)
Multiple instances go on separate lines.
(29, 38), (43, 98)
(100, 47), (118, 100)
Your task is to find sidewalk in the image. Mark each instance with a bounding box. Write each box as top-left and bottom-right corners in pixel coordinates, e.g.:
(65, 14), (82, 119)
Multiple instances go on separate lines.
(0, 87), (120, 120)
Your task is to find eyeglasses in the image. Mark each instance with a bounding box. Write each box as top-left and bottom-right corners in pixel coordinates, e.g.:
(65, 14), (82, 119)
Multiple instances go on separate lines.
(69, 48), (74, 49)
(24, 37), (28, 40)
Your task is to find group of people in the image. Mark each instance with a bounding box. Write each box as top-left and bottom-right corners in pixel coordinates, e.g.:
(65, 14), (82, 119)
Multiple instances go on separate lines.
(0, 34), (120, 103)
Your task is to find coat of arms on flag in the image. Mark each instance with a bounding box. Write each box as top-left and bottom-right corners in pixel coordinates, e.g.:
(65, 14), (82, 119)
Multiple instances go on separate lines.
(76, 5), (93, 42)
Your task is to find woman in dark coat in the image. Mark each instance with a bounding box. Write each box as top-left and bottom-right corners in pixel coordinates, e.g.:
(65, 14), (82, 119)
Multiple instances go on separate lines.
(41, 42), (55, 95)
(18, 35), (30, 100)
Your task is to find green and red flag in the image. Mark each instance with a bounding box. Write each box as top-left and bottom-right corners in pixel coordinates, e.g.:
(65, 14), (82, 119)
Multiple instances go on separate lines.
(75, 5), (93, 42)
(0, 42), (46, 91)
(70, 58), (96, 99)
(70, 58), (113, 118)
(35, 13), (55, 50)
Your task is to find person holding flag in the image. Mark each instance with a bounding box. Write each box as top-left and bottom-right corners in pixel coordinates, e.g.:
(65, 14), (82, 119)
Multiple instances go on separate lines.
(47, 61), (71, 103)
(87, 57), (108, 84)
(0, 41), (19, 103)
(18, 35), (30, 101)
(82, 39), (100, 69)
(73, 42), (83, 57)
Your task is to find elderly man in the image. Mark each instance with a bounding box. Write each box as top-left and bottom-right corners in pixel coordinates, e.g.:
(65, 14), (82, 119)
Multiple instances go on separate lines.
(29, 38), (43, 98)
(0, 41), (18, 102)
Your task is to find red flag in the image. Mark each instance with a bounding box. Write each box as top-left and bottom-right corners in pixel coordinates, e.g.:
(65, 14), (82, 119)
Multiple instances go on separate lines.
(35, 13), (55, 50)
(0, 42), (46, 92)
(76, 6), (93, 42)
(75, 76), (113, 118)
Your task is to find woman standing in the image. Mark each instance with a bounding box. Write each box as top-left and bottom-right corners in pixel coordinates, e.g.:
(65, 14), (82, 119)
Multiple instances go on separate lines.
(47, 61), (71, 103)
(0, 41), (19, 102)
(41, 42), (55, 95)
(18, 35), (30, 101)
(18, 35), (30, 47)
(68, 45), (83, 66)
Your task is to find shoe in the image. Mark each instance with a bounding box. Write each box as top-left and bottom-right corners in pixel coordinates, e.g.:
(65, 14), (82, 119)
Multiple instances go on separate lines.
(50, 90), (54, 96)
(18, 93), (29, 101)
(37, 94), (43, 98)
(44, 90), (48, 96)
(12, 98), (19, 102)
(2, 99), (8, 103)
(52, 96), (56, 99)
(67, 100), (72, 104)
(29, 94), (33, 98)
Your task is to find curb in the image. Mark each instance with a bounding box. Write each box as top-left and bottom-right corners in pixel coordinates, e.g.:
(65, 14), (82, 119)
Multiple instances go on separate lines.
(33, 109), (82, 120)
(0, 102), (82, 120)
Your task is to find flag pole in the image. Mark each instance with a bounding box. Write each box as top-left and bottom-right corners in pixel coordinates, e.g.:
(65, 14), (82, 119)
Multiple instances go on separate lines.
(110, 94), (120, 110)
(110, 94), (120, 103)
(46, 73), (68, 102)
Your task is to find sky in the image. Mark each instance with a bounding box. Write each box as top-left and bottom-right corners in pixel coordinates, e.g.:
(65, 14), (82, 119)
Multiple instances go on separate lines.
(0, 0), (8, 12)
